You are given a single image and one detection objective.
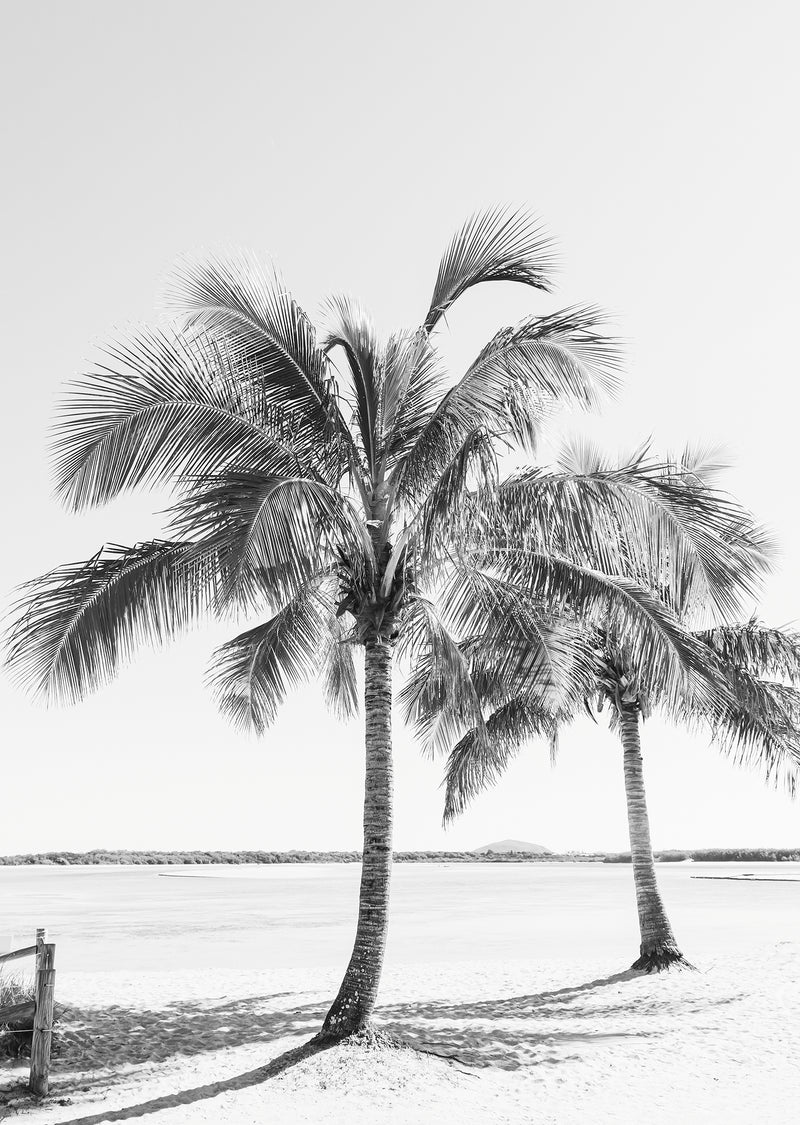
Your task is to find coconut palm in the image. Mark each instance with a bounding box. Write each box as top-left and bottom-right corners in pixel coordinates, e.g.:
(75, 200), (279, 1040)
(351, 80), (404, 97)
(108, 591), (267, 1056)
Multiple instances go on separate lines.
(438, 617), (800, 970)
(594, 617), (800, 968)
(404, 449), (789, 970)
(4, 207), (629, 1038)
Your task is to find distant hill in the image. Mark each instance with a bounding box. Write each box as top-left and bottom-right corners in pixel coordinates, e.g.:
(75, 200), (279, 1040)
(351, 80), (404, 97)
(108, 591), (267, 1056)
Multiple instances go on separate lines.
(473, 839), (551, 855)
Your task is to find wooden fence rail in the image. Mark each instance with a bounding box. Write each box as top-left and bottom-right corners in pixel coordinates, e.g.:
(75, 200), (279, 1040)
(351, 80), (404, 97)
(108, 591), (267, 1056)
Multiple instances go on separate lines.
(0, 928), (56, 1097)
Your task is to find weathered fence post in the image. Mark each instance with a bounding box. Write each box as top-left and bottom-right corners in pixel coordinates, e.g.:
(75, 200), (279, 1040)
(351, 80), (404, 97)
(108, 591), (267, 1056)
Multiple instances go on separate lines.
(29, 928), (55, 1097)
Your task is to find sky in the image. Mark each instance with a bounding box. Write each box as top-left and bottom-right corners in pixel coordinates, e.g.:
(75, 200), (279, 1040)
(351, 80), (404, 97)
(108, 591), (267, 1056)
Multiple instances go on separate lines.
(1, 0), (799, 855)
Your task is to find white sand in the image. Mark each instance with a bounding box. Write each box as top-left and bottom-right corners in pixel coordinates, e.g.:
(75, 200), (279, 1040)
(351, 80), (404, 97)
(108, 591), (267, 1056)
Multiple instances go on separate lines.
(3, 941), (798, 1124)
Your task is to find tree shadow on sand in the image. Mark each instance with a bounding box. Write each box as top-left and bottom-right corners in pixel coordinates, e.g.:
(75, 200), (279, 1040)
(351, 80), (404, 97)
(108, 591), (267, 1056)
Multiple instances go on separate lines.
(379, 970), (648, 1069)
(57, 994), (327, 1069)
(43, 973), (649, 1078)
(0, 969), (743, 1118)
(377, 969), (742, 1070)
(19, 1036), (335, 1124)
(0, 994), (329, 1111)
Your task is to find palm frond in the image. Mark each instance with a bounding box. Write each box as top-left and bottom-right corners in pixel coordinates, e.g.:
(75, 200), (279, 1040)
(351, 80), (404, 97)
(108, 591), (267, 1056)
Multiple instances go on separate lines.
(694, 620), (800, 684)
(686, 665), (800, 796)
(663, 621), (800, 796)
(410, 429), (498, 567)
(480, 306), (622, 408)
(554, 434), (614, 476)
(208, 578), (335, 734)
(52, 328), (316, 511)
(164, 252), (354, 469)
(397, 596), (486, 756)
(380, 331), (449, 469)
(320, 294), (381, 477)
(5, 541), (215, 704)
(472, 616), (597, 716)
(493, 454), (771, 622)
(169, 471), (370, 610)
(443, 698), (562, 823)
(676, 443), (733, 487)
(476, 545), (717, 715)
(424, 207), (556, 332)
(400, 564), (596, 768)
(320, 614), (359, 720)
(398, 307), (620, 506)
(436, 565), (598, 707)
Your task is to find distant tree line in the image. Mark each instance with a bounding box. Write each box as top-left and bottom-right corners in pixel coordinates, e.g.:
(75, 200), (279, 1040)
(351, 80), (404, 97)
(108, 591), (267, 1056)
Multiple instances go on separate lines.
(603, 848), (800, 863)
(1, 847), (796, 866)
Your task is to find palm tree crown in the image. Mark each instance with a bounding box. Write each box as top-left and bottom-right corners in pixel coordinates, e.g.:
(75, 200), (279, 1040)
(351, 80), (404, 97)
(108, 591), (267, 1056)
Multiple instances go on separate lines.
(7, 209), (623, 714)
(404, 445), (773, 786)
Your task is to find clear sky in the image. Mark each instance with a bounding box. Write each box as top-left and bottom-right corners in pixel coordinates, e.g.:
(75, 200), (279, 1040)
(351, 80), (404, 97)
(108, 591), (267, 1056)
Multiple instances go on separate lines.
(1, 0), (799, 855)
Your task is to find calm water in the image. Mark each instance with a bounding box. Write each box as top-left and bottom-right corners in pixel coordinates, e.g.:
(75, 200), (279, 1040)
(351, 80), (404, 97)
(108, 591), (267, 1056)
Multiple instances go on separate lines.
(1, 863), (798, 972)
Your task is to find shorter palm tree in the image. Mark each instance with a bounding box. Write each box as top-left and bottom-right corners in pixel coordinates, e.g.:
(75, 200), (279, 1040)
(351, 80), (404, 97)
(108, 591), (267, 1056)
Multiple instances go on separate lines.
(406, 453), (796, 970)
(430, 617), (800, 970)
(594, 618), (800, 968)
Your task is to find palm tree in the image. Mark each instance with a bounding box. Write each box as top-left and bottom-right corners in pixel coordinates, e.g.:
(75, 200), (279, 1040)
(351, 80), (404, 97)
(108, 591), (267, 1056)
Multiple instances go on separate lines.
(405, 449), (790, 971)
(594, 617), (800, 969)
(6, 208), (639, 1038)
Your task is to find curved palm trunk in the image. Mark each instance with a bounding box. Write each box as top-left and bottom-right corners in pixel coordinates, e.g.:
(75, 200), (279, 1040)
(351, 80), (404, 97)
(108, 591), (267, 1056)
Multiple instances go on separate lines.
(618, 707), (690, 971)
(320, 636), (394, 1039)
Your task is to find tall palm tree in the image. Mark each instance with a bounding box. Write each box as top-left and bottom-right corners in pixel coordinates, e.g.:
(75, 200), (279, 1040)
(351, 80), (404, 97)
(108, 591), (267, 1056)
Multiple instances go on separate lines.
(5, 208), (634, 1037)
(405, 450), (789, 971)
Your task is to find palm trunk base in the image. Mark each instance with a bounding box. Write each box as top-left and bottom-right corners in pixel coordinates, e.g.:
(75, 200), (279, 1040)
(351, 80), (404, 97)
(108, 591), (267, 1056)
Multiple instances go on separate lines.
(315, 1021), (397, 1048)
(319, 992), (374, 1041)
(631, 942), (694, 973)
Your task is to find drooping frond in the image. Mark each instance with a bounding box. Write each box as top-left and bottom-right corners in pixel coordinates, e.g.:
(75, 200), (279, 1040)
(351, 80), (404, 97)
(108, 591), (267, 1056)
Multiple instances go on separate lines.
(424, 207), (556, 332)
(208, 578), (337, 734)
(694, 620), (800, 684)
(397, 596), (486, 756)
(682, 664), (800, 796)
(474, 545), (718, 714)
(435, 565), (598, 708)
(321, 617), (359, 721)
(468, 614), (597, 717)
(661, 621), (800, 796)
(399, 562), (597, 763)
(52, 328), (314, 511)
(410, 429), (498, 568)
(169, 471), (370, 610)
(320, 294), (382, 477)
(4, 541), (216, 704)
(397, 307), (621, 506)
(401, 592), (591, 770)
(443, 698), (563, 823)
(164, 252), (354, 471)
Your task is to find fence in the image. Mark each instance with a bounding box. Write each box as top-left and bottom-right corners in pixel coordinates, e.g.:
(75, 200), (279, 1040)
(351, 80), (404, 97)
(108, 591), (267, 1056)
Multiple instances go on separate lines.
(0, 928), (56, 1096)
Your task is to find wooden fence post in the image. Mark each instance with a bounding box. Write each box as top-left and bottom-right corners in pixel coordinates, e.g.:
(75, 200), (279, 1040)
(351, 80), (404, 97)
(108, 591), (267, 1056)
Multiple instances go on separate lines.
(29, 928), (55, 1097)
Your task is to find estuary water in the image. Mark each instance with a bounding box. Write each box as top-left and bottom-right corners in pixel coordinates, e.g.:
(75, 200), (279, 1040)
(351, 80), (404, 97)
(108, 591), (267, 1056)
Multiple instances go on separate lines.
(1, 862), (797, 973)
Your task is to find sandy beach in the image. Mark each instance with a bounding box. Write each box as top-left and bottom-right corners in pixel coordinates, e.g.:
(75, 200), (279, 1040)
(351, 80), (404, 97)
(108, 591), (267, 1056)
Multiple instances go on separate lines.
(2, 864), (798, 1123)
(2, 948), (799, 1124)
